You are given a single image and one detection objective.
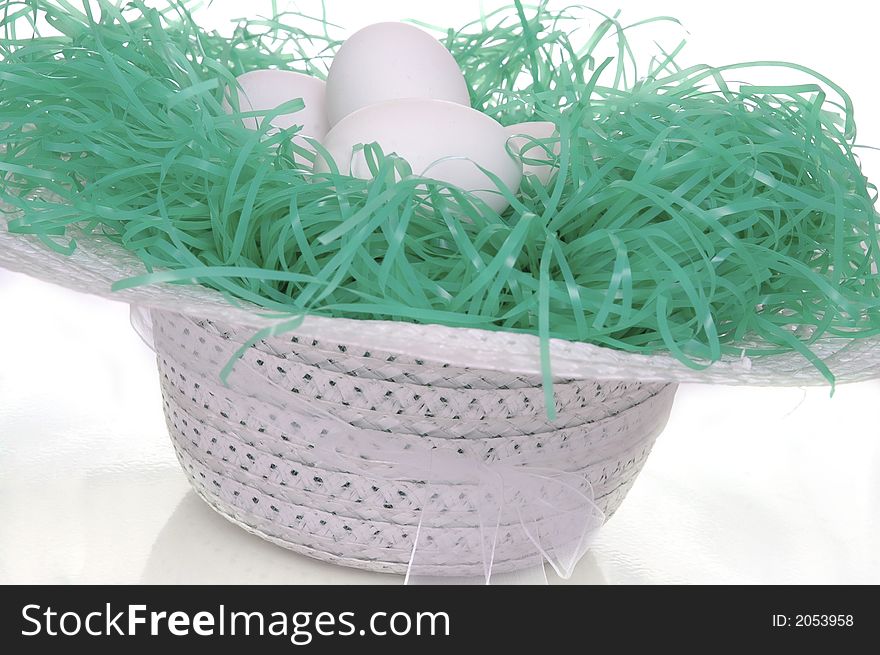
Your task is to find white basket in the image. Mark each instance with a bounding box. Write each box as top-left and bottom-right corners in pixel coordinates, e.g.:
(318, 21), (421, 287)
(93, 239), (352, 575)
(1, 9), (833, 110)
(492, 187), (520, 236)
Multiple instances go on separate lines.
(151, 309), (677, 576)
(4, 223), (878, 577)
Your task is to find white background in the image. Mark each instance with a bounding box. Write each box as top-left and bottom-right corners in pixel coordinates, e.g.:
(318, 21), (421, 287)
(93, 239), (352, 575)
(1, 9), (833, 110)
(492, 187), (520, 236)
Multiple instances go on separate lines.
(1, 0), (879, 584)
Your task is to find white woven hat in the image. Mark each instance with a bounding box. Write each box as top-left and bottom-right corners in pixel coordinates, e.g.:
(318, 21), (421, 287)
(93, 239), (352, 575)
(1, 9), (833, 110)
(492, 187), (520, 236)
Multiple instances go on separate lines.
(3, 218), (879, 582)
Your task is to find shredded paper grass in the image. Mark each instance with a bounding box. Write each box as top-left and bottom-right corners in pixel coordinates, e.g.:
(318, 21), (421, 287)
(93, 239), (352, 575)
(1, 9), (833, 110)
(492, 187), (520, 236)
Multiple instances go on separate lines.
(1, 0), (879, 385)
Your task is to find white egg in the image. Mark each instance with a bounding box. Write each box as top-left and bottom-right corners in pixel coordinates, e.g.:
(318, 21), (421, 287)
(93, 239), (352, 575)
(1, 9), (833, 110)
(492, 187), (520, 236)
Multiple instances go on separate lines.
(315, 98), (522, 214)
(325, 22), (470, 127)
(223, 70), (329, 149)
(506, 121), (560, 186)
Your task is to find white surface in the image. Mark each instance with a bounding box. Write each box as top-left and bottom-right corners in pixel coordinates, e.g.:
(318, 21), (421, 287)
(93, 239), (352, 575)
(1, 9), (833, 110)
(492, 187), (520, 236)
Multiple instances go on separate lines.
(1, 269), (878, 584)
(1, 0), (879, 584)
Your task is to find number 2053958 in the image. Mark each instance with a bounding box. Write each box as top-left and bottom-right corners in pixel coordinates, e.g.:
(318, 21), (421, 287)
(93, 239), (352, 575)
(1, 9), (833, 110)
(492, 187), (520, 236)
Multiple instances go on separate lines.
(772, 614), (853, 627)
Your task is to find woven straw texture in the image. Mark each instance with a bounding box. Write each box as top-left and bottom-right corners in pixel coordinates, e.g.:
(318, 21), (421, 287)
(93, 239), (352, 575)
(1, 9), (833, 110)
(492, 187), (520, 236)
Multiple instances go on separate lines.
(3, 222), (879, 385)
(150, 309), (676, 575)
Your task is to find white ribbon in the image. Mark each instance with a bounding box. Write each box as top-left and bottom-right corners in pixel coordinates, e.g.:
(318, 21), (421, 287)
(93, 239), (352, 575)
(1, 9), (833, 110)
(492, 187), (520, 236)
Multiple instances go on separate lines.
(321, 441), (604, 585)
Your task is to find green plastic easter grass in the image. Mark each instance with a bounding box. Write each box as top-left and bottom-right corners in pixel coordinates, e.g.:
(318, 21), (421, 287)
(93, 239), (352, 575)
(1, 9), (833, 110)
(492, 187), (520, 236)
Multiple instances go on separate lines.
(1, 0), (880, 404)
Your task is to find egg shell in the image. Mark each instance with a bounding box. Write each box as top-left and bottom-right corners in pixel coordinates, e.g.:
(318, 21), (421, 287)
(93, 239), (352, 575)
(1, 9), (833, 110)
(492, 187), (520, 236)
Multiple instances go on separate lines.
(506, 121), (560, 186)
(223, 69), (329, 147)
(315, 98), (522, 214)
(325, 22), (471, 127)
